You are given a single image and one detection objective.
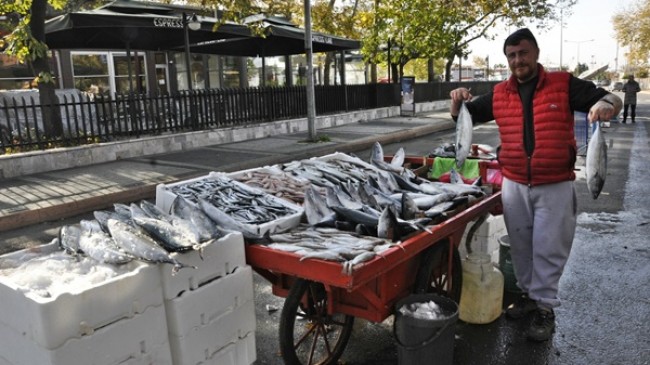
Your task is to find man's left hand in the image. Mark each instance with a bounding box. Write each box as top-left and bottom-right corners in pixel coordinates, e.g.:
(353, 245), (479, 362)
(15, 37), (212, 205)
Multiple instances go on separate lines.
(588, 100), (615, 123)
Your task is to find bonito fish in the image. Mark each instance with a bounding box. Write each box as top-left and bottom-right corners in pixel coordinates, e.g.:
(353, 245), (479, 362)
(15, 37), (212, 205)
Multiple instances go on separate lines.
(107, 219), (194, 274)
(585, 121), (608, 199)
(455, 101), (473, 169)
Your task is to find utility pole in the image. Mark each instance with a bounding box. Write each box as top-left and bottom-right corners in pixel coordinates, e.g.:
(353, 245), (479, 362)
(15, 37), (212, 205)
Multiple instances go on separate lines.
(304, 0), (317, 141)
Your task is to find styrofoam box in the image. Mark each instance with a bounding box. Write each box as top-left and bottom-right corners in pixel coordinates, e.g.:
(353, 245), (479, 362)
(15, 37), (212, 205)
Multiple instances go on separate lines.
(159, 232), (246, 300)
(0, 304), (172, 365)
(165, 266), (256, 365)
(0, 243), (163, 350)
(206, 332), (256, 365)
(155, 172), (304, 236)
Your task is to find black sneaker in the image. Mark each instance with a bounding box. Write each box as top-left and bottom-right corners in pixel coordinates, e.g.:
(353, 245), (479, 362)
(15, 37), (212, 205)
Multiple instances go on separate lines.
(505, 294), (537, 319)
(527, 308), (556, 342)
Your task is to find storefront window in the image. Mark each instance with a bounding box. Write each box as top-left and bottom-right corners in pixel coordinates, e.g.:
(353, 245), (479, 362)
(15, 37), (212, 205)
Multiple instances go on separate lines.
(174, 52), (205, 90)
(113, 53), (147, 94)
(72, 53), (110, 95)
(222, 56), (240, 88)
(207, 55), (220, 89)
(0, 53), (59, 90)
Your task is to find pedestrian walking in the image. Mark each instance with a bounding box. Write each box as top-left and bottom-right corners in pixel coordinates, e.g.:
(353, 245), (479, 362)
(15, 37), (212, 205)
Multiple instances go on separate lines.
(621, 75), (641, 123)
(449, 28), (622, 342)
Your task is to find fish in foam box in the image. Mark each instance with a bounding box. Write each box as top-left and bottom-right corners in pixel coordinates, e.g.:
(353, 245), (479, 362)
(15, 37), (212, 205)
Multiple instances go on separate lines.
(0, 305), (172, 365)
(165, 266), (256, 365)
(0, 241), (164, 351)
(155, 172), (303, 237)
(158, 231), (246, 300)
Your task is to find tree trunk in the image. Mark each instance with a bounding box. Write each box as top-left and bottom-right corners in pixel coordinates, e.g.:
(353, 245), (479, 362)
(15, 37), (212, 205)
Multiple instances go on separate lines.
(427, 58), (435, 82)
(324, 52), (335, 86)
(31, 0), (63, 137)
(445, 58), (454, 82)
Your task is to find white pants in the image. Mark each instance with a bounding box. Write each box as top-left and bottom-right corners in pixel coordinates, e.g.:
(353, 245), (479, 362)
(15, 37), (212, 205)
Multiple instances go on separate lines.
(501, 178), (577, 309)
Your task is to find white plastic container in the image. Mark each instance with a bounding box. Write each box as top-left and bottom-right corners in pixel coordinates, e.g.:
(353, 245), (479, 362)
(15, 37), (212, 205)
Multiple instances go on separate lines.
(165, 266), (256, 365)
(0, 303), (172, 365)
(206, 332), (257, 365)
(155, 172), (303, 236)
(0, 242), (163, 350)
(458, 253), (504, 324)
(158, 232), (246, 300)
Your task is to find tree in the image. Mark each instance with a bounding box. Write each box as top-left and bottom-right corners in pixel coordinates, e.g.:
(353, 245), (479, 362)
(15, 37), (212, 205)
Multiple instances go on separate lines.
(613, 1), (650, 69)
(1, 0), (69, 137)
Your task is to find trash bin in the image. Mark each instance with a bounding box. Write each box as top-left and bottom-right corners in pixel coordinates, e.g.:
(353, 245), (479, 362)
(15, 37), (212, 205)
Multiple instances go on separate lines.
(394, 293), (458, 365)
(498, 235), (522, 293)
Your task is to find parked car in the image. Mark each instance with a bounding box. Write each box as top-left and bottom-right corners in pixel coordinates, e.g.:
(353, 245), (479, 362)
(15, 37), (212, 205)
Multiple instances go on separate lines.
(609, 82), (624, 92)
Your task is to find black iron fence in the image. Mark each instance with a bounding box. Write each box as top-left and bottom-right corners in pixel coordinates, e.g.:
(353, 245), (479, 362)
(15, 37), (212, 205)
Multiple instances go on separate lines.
(0, 81), (497, 154)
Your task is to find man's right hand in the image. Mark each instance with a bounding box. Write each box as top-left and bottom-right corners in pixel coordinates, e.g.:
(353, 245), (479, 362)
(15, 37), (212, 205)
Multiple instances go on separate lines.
(449, 88), (473, 117)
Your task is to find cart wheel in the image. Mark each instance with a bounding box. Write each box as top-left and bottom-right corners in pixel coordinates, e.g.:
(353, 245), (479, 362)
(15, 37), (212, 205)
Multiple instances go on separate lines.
(413, 239), (462, 301)
(279, 279), (354, 365)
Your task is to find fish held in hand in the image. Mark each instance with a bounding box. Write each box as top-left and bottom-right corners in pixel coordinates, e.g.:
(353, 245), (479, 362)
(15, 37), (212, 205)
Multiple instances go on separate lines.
(586, 122), (608, 199)
(455, 102), (473, 169)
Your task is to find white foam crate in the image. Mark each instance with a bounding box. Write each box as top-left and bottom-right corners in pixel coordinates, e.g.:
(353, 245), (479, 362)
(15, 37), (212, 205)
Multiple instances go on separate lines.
(0, 304), (172, 365)
(165, 265), (254, 337)
(206, 332), (256, 365)
(165, 266), (256, 365)
(0, 242), (163, 350)
(155, 172), (303, 236)
(159, 232), (246, 300)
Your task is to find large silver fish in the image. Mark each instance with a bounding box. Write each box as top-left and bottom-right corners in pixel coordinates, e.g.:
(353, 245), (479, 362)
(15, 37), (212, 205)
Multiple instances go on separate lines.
(586, 121), (608, 199)
(78, 220), (133, 264)
(171, 196), (224, 241)
(304, 186), (337, 227)
(58, 225), (82, 257)
(197, 197), (263, 239)
(455, 101), (473, 169)
(107, 219), (194, 274)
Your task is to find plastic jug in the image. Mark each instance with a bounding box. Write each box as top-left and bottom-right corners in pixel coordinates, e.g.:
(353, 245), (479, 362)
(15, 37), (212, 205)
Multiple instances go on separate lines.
(458, 253), (504, 324)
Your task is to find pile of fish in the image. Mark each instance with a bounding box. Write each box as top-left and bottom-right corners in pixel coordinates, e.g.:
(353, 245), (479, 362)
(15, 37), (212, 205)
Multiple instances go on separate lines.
(56, 198), (229, 274)
(263, 225), (398, 275)
(230, 167), (322, 204)
(247, 143), (487, 249)
(168, 175), (300, 225)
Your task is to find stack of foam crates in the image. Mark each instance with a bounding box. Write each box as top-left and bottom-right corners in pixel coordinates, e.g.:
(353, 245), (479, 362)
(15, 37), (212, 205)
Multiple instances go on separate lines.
(159, 232), (257, 365)
(0, 242), (173, 365)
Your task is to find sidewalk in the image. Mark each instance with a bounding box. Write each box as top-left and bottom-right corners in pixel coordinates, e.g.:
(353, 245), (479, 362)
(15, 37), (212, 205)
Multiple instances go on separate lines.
(0, 110), (454, 233)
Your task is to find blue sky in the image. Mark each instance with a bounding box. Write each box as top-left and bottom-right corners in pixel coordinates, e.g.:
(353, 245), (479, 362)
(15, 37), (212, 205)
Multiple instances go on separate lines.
(468, 0), (635, 72)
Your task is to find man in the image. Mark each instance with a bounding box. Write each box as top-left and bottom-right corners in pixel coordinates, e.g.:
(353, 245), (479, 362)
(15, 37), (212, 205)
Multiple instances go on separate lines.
(449, 28), (622, 342)
(621, 75), (641, 123)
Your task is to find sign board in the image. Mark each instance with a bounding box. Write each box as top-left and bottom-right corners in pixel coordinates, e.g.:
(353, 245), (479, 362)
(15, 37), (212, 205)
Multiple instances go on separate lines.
(400, 76), (415, 116)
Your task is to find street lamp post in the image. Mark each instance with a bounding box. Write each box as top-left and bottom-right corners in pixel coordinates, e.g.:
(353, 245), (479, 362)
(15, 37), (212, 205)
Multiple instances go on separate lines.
(564, 39), (594, 71)
(183, 12), (200, 90)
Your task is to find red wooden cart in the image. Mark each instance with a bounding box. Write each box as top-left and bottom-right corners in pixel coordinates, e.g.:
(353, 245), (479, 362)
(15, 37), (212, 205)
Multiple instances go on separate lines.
(245, 157), (502, 365)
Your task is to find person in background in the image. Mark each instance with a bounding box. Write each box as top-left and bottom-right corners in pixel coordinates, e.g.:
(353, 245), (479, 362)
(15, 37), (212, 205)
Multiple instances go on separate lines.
(449, 28), (622, 342)
(621, 75), (641, 123)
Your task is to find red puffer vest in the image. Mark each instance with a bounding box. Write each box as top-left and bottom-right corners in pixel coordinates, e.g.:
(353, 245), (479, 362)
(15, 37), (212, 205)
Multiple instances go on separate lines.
(493, 66), (576, 186)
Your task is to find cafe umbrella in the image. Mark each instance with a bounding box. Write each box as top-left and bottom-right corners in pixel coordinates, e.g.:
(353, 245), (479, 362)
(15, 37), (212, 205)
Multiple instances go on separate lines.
(44, 5), (250, 92)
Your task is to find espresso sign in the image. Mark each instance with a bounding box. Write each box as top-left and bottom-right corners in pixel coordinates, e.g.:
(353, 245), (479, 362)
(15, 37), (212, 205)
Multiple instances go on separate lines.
(153, 17), (184, 28)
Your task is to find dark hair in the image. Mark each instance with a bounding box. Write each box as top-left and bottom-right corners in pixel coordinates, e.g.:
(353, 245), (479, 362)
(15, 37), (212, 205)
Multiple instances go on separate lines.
(503, 28), (538, 54)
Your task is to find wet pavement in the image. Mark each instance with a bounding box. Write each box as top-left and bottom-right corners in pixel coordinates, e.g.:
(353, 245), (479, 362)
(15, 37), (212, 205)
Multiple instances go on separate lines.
(0, 95), (648, 365)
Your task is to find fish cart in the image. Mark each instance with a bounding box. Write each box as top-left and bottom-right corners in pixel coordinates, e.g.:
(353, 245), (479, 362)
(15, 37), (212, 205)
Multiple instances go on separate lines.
(245, 156), (502, 365)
